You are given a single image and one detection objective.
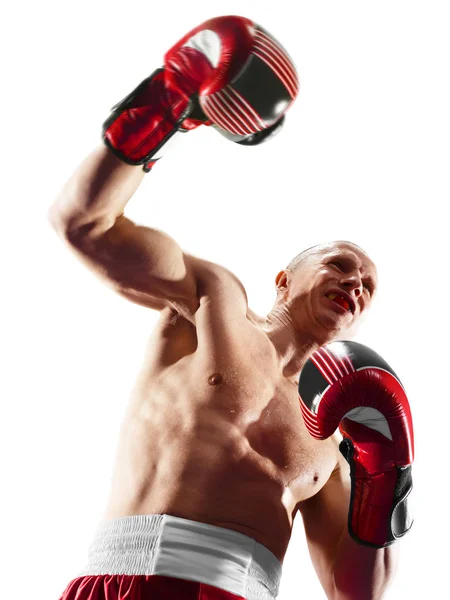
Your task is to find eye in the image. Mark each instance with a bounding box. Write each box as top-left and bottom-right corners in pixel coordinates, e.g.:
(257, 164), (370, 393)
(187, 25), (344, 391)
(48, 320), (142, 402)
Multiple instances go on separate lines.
(363, 282), (373, 294)
(329, 261), (344, 271)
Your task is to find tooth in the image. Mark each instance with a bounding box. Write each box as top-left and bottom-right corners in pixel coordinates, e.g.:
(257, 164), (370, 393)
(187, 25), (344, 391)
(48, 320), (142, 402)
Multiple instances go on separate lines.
(327, 293), (337, 300)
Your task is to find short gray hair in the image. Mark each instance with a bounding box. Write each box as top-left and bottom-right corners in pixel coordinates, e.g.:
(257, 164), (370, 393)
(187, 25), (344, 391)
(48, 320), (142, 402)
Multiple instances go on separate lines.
(286, 241), (367, 271)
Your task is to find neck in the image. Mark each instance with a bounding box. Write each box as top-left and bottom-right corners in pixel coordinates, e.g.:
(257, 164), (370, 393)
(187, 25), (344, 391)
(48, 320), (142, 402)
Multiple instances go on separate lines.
(262, 305), (328, 381)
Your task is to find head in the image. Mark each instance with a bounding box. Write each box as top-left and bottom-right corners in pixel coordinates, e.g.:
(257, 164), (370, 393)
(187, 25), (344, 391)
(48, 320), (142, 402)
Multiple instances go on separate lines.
(273, 241), (378, 344)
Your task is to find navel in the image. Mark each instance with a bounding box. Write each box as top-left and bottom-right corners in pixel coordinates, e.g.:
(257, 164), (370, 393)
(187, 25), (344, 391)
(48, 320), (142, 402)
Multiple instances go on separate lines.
(207, 372), (223, 386)
(313, 474), (319, 484)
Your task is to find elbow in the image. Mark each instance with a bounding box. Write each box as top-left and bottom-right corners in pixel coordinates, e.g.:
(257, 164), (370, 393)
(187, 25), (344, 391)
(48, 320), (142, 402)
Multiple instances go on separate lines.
(47, 206), (110, 243)
(47, 206), (69, 238)
(47, 209), (79, 243)
(47, 202), (75, 238)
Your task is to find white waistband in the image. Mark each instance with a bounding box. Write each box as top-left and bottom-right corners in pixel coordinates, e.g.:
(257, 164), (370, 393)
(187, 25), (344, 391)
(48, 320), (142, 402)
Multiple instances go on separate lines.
(78, 514), (282, 600)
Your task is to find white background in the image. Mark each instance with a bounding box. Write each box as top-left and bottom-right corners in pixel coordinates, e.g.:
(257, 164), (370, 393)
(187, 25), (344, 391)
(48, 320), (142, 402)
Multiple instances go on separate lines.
(2, 1), (449, 598)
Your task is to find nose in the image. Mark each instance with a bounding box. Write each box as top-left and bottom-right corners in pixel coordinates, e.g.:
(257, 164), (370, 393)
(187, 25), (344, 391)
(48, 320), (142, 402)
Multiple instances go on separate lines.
(340, 273), (363, 297)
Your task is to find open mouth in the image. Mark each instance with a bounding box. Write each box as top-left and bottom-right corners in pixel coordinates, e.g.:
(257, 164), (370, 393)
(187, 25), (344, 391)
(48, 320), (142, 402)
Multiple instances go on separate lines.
(325, 292), (355, 314)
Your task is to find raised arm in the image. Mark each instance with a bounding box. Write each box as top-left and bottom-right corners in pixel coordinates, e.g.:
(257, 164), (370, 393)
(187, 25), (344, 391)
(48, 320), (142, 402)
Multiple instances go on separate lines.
(49, 16), (298, 312)
(49, 145), (200, 314)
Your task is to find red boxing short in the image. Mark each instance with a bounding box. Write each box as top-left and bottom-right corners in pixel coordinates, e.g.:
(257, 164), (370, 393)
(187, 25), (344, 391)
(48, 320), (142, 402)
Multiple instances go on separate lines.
(58, 514), (282, 600)
(60, 573), (245, 600)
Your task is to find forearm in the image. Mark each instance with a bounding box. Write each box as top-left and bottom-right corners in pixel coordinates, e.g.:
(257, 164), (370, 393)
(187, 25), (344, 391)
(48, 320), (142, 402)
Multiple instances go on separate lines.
(49, 144), (145, 235)
(332, 528), (400, 600)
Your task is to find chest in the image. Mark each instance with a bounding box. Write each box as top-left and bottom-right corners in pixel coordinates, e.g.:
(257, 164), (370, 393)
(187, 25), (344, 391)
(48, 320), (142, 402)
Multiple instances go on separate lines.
(236, 375), (337, 496)
(138, 308), (338, 497)
(150, 336), (336, 496)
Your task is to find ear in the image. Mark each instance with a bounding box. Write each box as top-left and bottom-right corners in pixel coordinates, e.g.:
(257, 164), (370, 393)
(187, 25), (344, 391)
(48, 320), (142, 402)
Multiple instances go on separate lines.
(275, 270), (289, 292)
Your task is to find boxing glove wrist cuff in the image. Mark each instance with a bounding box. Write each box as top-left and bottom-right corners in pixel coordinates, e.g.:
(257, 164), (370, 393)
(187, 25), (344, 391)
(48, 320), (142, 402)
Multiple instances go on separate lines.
(340, 438), (414, 548)
(102, 68), (192, 171)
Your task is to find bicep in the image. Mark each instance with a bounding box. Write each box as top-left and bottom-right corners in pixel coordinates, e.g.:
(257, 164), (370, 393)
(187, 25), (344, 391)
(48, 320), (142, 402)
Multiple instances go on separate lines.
(63, 215), (200, 313)
(297, 454), (351, 598)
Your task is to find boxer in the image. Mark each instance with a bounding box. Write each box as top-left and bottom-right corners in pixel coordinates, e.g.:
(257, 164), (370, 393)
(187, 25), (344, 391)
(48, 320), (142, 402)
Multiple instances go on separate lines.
(49, 15), (413, 600)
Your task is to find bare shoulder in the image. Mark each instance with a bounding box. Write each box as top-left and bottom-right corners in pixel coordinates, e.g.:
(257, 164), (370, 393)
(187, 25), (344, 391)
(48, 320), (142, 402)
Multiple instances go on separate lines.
(190, 255), (248, 298)
(188, 255), (255, 317)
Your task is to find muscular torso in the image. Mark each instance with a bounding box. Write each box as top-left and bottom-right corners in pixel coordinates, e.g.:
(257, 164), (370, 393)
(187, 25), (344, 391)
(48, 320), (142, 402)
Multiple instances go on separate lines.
(103, 260), (339, 562)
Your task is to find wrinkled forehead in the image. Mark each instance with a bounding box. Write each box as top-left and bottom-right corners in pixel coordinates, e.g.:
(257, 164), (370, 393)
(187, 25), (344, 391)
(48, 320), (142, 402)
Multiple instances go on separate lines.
(322, 243), (377, 276)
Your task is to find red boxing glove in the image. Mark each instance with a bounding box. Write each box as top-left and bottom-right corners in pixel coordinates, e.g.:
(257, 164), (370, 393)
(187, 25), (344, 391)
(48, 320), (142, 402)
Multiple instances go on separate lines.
(103, 15), (299, 171)
(298, 341), (414, 548)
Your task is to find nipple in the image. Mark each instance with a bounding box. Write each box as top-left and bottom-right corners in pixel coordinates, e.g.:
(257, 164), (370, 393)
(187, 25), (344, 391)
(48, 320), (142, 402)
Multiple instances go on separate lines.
(207, 372), (223, 386)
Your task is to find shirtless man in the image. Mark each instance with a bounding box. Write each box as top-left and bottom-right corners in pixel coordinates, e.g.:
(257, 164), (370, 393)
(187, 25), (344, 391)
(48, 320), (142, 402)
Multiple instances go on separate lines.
(51, 16), (414, 600)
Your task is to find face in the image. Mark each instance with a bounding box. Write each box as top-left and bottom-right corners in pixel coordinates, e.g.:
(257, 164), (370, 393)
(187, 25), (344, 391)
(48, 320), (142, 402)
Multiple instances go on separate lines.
(277, 243), (378, 342)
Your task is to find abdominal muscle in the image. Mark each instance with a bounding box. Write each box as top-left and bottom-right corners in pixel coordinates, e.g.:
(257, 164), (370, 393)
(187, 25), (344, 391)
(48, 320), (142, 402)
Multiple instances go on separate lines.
(102, 338), (338, 562)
